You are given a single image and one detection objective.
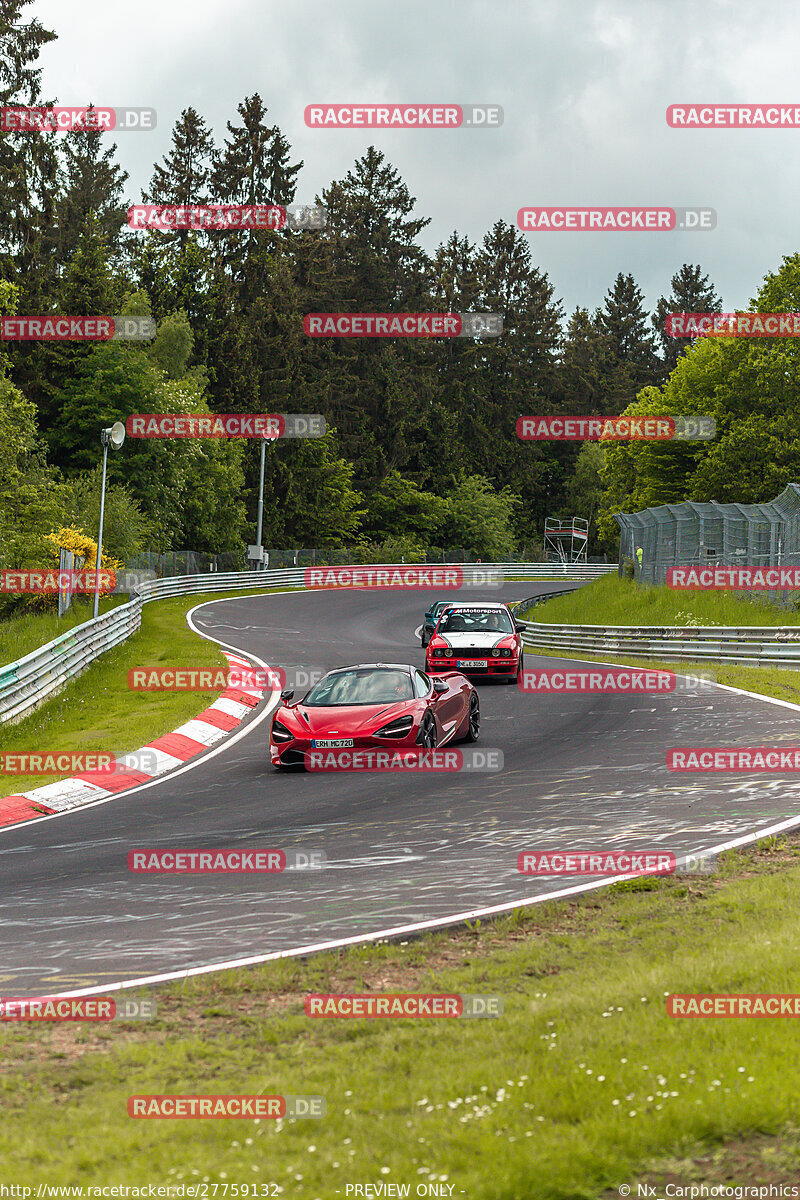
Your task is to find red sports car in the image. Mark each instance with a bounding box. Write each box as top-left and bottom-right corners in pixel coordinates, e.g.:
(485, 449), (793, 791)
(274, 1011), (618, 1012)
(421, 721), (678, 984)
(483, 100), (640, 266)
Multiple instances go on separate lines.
(426, 602), (527, 682)
(269, 663), (480, 769)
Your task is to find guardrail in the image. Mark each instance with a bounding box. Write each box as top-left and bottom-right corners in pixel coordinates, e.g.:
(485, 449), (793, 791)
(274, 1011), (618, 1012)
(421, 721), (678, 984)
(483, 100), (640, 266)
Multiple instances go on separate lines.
(0, 601), (142, 726)
(0, 562), (613, 726)
(509, 586), (581, 614)
(522, 621), (800, 668)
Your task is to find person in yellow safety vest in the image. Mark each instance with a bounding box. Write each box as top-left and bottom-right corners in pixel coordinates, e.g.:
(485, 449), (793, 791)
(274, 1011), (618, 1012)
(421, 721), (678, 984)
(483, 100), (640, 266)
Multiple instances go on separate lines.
(636, 547), (643, 573)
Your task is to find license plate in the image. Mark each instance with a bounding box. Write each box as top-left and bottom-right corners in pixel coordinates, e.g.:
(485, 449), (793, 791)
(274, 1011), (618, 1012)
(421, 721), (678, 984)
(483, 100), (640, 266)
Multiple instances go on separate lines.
(311, 738), (354, 748)
(457, 660), (487, 668)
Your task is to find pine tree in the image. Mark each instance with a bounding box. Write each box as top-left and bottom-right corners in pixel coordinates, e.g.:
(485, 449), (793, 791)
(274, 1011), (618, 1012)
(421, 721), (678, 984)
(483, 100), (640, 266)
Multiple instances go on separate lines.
(210, 94), (301, 208)
(131, 107), (217, 357)
(557, 307), (607, 415)
(142, 107), (215, 259)
(57, 117), (128, 262)
(0, 1), (58, 298)
(145, 107), (215, 206)
(594, 273), (660, 409)
(652, 263), (722, 380)
(305, 147), (433, 494)
(41, 215), (119, 455)
(321, 145), (430, 309)
(471, 220), (564, 538)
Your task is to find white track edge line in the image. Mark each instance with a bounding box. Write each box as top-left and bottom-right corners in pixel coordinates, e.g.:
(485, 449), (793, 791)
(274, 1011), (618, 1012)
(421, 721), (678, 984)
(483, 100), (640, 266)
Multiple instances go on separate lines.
(14, 598), (800, 996)
(0, 592), (300, 834)
(41, 805), (800, 999)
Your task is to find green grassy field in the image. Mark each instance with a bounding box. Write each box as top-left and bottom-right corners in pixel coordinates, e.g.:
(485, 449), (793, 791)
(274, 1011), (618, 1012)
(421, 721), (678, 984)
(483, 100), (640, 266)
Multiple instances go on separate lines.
(4, 573), (800, 1194)
(0, 589), (291, 798)
(526, 573), (800, 628)
(519, 575), (800, 707)
(0, 594), (129, 666)
(3, 836), (800, 1195)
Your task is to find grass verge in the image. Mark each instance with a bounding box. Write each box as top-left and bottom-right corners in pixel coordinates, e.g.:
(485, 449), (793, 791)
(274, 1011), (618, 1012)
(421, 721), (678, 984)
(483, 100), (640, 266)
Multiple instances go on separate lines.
(519, 575), (800, 706)
(0, 588), (292, 798)
(3, 836), (800, 1194)
(526, 573), (800, 627)
(520, 647), (800, 709)
(0, 595), (129, 666)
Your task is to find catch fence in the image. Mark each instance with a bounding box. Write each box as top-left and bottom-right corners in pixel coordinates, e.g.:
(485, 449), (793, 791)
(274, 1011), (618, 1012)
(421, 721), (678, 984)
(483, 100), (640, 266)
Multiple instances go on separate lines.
(616, 484), (800, 605)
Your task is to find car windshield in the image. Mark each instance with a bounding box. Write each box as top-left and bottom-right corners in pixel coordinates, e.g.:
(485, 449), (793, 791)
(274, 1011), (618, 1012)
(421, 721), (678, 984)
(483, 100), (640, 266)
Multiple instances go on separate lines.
(438, 608), (513, 634)
(303, 668), (413, 706)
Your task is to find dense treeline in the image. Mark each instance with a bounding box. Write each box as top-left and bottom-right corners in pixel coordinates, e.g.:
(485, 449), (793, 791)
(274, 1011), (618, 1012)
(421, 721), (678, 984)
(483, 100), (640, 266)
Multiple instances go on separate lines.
(1, 0), (741, 570)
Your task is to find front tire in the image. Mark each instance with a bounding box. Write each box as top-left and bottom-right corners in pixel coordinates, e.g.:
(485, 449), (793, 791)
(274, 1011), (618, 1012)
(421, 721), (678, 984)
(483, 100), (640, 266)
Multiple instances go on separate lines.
(419, 712), (438, 749)
(462, 691), (480, 742)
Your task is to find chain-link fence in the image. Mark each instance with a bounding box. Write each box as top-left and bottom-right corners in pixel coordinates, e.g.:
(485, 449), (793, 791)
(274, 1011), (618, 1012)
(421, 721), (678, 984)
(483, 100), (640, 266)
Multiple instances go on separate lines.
(125, 550), (248, 577)
(616, 484), (800, 604)
(125, 547), (608, 576)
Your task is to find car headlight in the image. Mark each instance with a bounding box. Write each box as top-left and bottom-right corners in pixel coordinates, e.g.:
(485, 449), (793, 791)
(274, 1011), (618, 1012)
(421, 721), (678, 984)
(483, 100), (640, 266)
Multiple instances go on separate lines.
(501, 648), (512, 657)
(374, 715), (414, 739)
(432, 648), (445, 658)
(271, 718), (293, 743)
(492, 648), (500, 657)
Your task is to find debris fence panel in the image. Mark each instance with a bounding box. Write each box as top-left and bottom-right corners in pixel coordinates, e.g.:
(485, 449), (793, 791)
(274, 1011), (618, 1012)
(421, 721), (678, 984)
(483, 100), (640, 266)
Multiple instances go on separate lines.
(615, 484), (800, 606)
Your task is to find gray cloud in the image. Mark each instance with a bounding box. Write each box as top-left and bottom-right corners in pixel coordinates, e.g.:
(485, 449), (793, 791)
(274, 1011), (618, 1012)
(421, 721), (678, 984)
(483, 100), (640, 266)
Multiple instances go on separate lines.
(29, 0), (800, 315)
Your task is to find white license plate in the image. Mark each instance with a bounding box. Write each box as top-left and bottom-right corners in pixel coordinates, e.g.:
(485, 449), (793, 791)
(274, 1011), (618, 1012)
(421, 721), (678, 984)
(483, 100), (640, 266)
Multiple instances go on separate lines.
(458, 660), (487, 668)
(312, 738), (354, 748)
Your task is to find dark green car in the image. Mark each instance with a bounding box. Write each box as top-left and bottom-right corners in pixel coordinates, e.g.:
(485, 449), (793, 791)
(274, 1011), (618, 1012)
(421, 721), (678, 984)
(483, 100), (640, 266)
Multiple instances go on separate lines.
(420, 599), (457, 647)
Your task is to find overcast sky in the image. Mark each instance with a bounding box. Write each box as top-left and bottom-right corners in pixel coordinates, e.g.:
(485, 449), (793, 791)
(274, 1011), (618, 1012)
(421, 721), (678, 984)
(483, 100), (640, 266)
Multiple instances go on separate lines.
(24, 0), (800, 319)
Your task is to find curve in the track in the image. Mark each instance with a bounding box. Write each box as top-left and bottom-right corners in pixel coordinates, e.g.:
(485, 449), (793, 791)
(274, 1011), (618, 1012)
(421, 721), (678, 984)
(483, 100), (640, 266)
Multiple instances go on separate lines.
(2, 581), (799, 997)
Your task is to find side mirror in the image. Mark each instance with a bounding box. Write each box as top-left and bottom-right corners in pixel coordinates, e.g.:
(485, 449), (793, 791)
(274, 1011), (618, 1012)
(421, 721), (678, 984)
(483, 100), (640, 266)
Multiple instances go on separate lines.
(514, 621), (528, 632)
(432, 678), (448, 695)
(280, 688), (295, 701)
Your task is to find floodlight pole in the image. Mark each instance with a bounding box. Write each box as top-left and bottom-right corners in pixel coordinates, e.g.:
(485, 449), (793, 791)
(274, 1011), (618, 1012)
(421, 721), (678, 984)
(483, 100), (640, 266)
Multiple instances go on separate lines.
(94, 423), (125, 618)
(255, 436), (267, 565)
(253, 430), (278, 571)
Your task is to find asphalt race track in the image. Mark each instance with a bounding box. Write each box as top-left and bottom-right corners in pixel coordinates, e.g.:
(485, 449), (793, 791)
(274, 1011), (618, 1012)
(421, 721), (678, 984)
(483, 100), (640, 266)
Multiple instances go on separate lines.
(2, 581), (800, 997)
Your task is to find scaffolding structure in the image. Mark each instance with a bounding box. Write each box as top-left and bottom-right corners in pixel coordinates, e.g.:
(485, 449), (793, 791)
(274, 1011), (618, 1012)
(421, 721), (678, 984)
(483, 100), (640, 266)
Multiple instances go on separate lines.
(544, 517), (589, 564)
(615, 484), (800, 595)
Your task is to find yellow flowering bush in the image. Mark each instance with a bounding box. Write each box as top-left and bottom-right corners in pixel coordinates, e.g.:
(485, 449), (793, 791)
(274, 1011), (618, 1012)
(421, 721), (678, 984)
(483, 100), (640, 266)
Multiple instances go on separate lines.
(20, 527), (123, 613)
